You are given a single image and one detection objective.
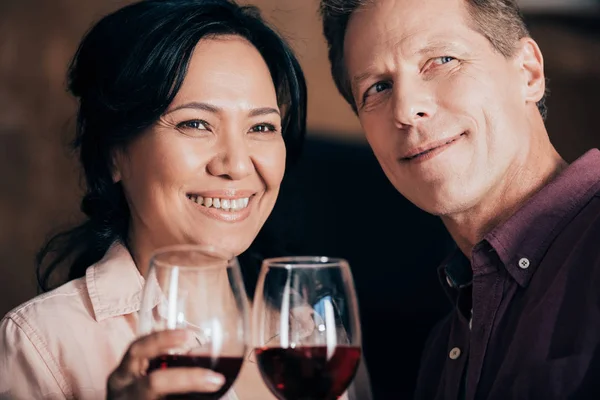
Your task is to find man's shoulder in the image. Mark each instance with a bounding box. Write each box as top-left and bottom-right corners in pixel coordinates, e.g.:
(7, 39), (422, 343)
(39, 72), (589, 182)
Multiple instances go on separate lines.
(553, 190), (600, 294)
(594, 186), (600, 201)
(570, 188), (600, 239)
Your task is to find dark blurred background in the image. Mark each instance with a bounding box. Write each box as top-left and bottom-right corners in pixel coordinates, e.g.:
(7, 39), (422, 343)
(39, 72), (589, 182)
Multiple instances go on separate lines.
(0, 0), (599, 398)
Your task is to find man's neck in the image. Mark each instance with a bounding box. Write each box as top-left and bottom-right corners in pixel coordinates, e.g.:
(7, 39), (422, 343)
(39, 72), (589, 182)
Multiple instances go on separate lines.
(442, 143), (567, 257)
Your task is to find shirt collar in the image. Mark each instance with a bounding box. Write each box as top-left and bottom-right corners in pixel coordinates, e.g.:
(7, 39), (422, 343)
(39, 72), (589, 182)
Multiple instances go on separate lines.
(438, 247), (472, 304)
(441, 247), (472, 289)
(484, 149), (600, 287)
(85, 242), (145, 322)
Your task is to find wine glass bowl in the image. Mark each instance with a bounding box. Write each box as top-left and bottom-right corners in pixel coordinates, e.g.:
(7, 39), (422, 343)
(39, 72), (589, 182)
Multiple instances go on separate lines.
(138, 244), (250, 400)
(252, 257), (362, 400)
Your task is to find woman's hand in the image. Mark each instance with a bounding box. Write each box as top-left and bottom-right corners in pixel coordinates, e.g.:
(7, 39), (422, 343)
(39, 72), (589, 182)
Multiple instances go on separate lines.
(107, 329), (225, 399)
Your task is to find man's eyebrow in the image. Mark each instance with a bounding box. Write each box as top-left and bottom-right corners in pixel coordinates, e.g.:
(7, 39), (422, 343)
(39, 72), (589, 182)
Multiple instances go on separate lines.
(352, 66), (381, 89)
(416, 41), (465, 56)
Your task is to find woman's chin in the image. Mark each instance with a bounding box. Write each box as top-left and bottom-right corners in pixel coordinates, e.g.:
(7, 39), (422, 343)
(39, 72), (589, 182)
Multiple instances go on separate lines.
(185, 235), (253, 258)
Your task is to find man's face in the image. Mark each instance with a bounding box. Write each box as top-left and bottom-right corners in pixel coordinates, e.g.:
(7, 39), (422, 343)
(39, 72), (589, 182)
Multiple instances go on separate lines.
(344, 0), (545, 216)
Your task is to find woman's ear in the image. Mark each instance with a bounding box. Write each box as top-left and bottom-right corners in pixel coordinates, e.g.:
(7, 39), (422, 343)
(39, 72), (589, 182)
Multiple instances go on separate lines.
(111, 150), (123, 183)
(516, 37), (546, 104)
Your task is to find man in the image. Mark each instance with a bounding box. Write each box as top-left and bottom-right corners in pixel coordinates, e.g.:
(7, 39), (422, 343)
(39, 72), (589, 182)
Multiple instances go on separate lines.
(320, 0), (600, 399)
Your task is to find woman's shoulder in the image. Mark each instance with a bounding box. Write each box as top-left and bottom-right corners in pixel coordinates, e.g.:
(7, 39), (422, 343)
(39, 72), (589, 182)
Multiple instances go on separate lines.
(2, 242), (140, 332)
(0, 245), (140, 399)
(1, 276), (92, 336)
(0, 277), (95, 399)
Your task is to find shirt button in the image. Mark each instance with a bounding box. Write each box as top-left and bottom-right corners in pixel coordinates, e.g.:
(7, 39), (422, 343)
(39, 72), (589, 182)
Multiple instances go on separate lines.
(518, 258), (530, 269)
(449, 347), (462, 360)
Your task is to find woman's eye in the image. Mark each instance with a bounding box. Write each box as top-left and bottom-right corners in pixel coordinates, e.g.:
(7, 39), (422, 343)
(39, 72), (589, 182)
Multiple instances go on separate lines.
(432, 56), (456, 66)
(177, 120), (208, 130)
(363, 81), (392, 102)
(249, 123), (277, 133)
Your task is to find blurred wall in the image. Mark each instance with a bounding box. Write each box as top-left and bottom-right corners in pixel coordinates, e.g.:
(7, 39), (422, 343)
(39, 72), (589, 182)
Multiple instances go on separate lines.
(0, 0), (599, 315)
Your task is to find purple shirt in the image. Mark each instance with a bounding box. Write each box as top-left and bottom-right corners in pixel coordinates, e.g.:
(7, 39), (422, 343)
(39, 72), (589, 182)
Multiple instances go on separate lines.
(414, 149), (600, 400)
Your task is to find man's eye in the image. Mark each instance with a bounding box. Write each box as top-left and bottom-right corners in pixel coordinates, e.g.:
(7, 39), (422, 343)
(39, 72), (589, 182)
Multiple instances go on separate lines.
(177, 120), (208, 130)
(432, 56), (456, 66)
(363, 81), (392, 102)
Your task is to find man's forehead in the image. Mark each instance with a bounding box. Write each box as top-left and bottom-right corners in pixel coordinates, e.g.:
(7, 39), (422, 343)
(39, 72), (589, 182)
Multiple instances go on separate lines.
(343, 1), (484, 72)
(344, 24), (474, 72)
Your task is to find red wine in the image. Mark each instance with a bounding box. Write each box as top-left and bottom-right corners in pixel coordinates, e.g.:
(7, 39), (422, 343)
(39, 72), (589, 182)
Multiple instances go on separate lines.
(255, 346), (361, 400)
(147, 354), (244, 399)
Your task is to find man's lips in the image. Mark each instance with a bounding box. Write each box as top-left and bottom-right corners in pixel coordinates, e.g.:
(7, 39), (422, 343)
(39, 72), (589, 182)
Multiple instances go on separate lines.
(401, 133), (466, 161)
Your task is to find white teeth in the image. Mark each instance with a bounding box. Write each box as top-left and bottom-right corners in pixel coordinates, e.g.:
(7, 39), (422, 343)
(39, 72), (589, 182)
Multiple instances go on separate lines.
(188, 195), (251, 211)
(222, 199), (230, 211)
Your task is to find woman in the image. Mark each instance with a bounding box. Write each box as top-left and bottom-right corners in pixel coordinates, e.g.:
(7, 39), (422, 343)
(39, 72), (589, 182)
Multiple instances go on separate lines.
(0, 0), (307, 398)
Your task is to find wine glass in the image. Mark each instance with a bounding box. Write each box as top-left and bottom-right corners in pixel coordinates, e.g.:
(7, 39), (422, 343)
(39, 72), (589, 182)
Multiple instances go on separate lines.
(252, 256), (362, 400)
(138, 244), (250, 399)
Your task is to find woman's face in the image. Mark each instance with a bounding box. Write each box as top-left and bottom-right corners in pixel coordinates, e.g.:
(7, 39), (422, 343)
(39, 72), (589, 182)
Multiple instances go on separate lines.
(114, 35), (286, 257)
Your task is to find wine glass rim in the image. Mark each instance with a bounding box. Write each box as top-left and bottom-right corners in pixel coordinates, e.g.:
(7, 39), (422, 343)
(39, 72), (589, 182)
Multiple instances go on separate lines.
(149, 244), (235, 270)
(262, 256), (348, 269)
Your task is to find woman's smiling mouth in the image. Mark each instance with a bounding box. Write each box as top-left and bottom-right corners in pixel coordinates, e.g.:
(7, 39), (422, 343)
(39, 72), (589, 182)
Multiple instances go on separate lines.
(185, 191), (257, 222)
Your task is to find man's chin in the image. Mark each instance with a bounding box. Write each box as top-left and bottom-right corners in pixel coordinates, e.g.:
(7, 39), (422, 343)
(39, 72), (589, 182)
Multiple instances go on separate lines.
(408, 192), (476, 218)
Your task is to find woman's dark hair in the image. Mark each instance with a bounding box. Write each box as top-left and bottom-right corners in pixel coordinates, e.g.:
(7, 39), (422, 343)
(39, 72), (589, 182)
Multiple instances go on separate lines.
(36, 0), (307, 292)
